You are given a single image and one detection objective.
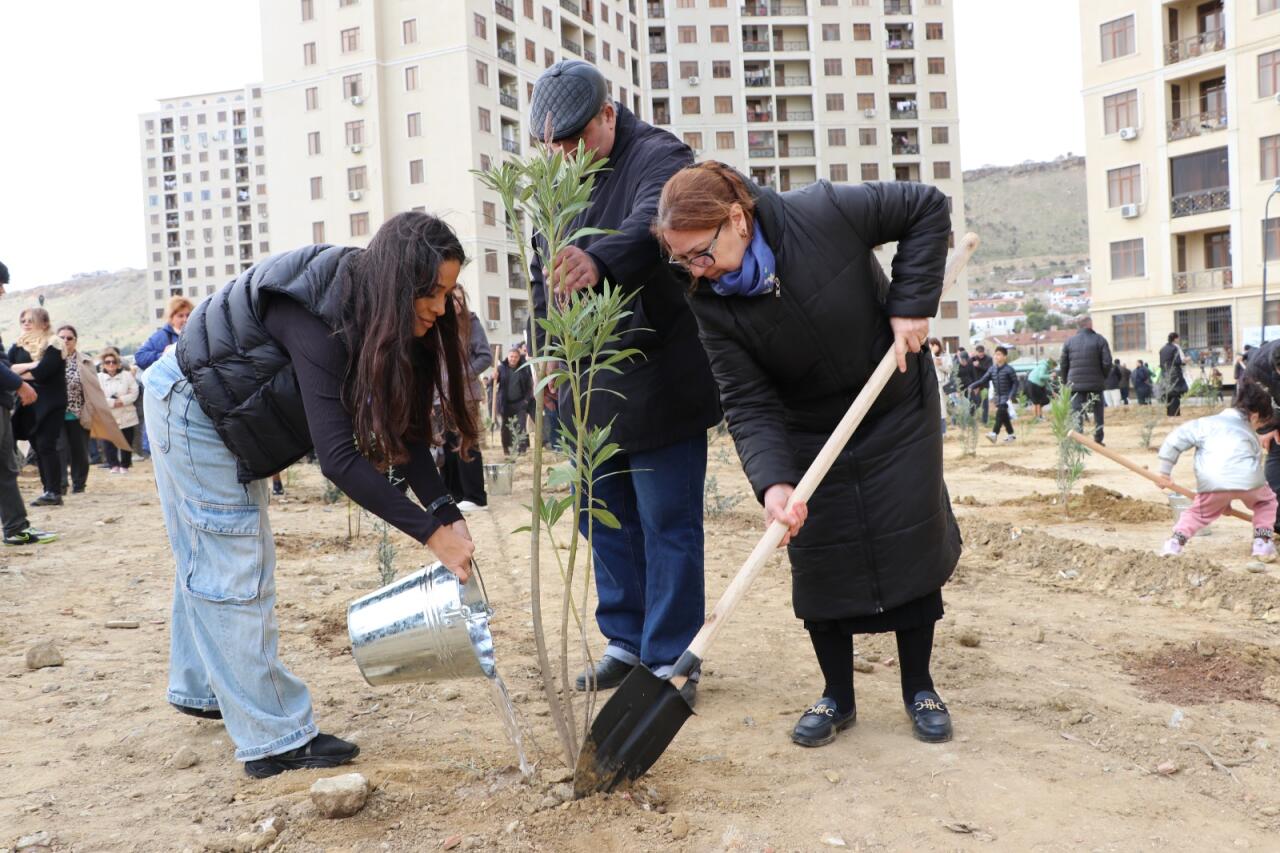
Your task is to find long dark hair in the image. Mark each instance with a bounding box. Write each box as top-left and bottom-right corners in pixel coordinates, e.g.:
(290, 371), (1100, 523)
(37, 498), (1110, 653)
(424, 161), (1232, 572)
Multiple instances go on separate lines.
(338, 212), (478, 471)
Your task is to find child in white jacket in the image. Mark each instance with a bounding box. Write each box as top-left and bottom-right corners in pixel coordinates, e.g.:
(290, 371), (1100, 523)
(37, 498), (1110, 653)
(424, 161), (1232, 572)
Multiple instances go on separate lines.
(1157, 379), (1276, 560)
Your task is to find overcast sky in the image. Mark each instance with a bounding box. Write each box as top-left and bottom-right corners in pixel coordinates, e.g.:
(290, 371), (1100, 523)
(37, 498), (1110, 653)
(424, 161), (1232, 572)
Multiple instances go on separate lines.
(0, 0), (1084, 289)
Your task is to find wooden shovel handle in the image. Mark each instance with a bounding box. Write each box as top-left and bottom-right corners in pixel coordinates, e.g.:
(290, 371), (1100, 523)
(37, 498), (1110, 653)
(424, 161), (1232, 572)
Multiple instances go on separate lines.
(1068, 430), (1252, 523)
(684, 232), (981, 663)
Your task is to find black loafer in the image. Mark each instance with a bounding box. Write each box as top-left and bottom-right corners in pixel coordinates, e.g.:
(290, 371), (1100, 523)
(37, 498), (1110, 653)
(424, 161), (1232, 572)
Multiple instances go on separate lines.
(791, 697), (856, 747)
(243, 733), (360, 779)
(906, 691), (953, 743)
(31, 492), (63, 507)
(172, 702), (222, 720)
(574, 656), (634, 691)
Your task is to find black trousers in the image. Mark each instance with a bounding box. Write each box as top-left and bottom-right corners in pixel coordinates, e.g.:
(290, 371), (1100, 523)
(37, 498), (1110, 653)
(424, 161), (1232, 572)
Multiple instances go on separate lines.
(441, 430), (486, 505)
(1265, 443), (1280, 535)
(993, 402), (1015, 435)
(29, 416), (63, 496)
(59, 418), (90, 492)
(1120, 387), (1129, 404)
(1166, 392), (1182, 417)
(1070, 390), (1104, 443)
(104, 426), (135, 469)
(500, 409), (528, 456)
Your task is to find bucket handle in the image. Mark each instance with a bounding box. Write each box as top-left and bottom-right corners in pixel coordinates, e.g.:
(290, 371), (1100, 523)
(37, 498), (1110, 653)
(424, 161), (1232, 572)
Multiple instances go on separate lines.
(469, 559), (492, 615)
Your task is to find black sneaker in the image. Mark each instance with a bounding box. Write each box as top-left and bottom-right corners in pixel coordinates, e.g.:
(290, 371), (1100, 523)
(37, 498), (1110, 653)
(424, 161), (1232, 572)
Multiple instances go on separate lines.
(31, 492), (63, 507)
(272, 482), (284, 496)
(574, 656), (635, 691)
(243, 733), (360, 779)
(172, 702), (222, 720)
(791, 697), (856, 747)
(3, 528), (58, 546)
(905, 690), (953, 743)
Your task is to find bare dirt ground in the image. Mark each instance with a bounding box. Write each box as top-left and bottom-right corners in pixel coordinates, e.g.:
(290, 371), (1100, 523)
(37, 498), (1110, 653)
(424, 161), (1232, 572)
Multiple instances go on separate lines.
(4, 403), (1280, 852)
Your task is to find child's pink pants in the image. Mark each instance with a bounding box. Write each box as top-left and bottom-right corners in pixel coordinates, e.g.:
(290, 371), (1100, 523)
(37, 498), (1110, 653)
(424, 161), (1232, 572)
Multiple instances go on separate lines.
(1174, 486), (1277, 538)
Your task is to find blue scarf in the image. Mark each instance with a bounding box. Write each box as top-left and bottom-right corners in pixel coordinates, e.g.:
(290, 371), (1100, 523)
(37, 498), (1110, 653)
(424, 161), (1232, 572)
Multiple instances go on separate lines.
(711, 227), (779, 298)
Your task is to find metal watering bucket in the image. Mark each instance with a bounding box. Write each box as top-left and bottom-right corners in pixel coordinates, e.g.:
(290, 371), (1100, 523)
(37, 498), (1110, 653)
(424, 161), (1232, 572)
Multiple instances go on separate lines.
(347, 561), (495, 685)
(1167, 493), (1211, 536)
(484, 462), (514, 496)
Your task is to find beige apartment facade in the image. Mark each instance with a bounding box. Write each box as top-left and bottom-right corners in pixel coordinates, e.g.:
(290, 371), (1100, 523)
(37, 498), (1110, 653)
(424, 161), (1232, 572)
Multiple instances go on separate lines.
(645, 0), (970, 350)
(138, 87), (271, 321)
(1080, 0), (1280, 372)
(258, 0), (642, 343)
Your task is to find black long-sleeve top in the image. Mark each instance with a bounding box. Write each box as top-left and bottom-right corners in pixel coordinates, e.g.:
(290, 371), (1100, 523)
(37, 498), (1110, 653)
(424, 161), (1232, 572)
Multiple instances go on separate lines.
(262, 296), (462, 543)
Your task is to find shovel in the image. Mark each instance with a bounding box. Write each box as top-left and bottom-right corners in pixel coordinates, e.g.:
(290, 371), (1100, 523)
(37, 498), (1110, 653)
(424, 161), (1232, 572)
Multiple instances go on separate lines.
(574, 233), (981, 797)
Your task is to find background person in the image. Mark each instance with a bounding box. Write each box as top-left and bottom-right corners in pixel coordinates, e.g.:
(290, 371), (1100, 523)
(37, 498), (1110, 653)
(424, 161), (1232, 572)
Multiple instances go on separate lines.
(968, 345), (992, 425)
(496, 346), (532, 456)
(656, 161), (960, 747)
(135, 296), (193, 370)
(440, 291), (492, 511)
(928, 338), (950, 434)
(1132, 359), (1153, 405)
(9, 307), (68, 507)
(967, 345), (1019, 443)
(1026, 357), (1052, 420)
(55, 324), (129, 494)
(97, 348), (139, 474)
(1058, 316), (1112, 445)
(1159, 332), (1189, 417)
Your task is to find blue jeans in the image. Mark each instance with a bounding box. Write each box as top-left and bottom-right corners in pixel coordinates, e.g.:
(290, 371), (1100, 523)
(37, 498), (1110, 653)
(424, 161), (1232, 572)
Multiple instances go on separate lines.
(144, 353), (316, 761)
(583, 434), (707, 676)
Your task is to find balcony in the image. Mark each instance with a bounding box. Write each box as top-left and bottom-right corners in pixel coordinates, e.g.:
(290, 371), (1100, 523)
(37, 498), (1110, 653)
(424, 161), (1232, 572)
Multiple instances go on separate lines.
(653, 109), (671, 124)
(1165, 28), (1225, 65)
(500, 91), (519, 109)
(1173, 267), (1233, 293)
(509, 272), (527, 290)
(1167, 108), (1227, 142)
(560, 0), (580, 15)
(748, 110), (774, 122)
(745, 74), (773, 87)
(584, 48), (596, 62)
(742, 2), (807, 16)
(498, 45), (517, 64)
(884, 0), (912, 12)
(495, 0), (514, 20)
(779, 75), (811, 87)
(744, 40), (769, 52)
(650, 73), (669, 89)
(776, 39), (809, 51)
(888, 73), (916, 85)
(647, 2), (664, 18)
(891, 107), (918, 120)
(649, 36), (667, 53)
(886, 37), (914, 50)
(1171, 186), (1229, 218)
(562, 37), (582, 56)
(502, 137), (521, 154)
(749, 146), (776, 158)
(781, 146), (815, 157)
(779, 109), (813, 121)
(892, 142), (920, 155)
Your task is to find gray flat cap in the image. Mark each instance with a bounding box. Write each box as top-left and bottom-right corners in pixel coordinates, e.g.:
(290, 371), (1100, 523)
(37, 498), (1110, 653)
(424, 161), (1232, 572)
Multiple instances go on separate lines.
(529, 60), (608, 142)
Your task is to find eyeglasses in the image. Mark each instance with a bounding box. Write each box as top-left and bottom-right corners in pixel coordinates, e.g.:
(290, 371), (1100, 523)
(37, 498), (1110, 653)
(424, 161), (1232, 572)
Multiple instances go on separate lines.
(58, 334), (75, 341)
(102, 359), (119, 365)
(668, 222), (724, 272)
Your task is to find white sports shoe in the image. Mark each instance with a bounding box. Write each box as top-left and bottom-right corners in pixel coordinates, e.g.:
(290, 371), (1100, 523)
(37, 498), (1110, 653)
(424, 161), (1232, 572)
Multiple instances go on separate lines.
(456, 500), (485, 512)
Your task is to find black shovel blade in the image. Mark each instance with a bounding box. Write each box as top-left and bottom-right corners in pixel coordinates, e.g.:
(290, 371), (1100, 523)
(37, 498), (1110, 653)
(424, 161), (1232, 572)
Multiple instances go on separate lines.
(573, 664), (695, 797)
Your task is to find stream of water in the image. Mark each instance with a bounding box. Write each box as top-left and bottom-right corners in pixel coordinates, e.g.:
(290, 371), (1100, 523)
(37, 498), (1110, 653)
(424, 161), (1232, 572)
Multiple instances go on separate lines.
(488, 671), (532, 779)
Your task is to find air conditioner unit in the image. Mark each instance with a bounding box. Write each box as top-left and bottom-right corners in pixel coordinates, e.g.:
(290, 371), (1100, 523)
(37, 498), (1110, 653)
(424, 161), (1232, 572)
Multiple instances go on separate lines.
(348, 190), (363, 201)
(349, 143), (363, 153)
(688, 76), (700, 86)
(486, 320), (500, 331)
(350, 95), (364, 106)
(863, 108), (876, 118)
(1275, 92), (1280, 105)
(1120, 203), (1139, 218)
(1118, 126), (1139, 141)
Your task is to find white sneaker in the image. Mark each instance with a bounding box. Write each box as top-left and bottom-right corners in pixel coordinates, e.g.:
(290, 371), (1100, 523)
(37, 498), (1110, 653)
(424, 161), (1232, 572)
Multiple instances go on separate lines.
(1002, 434), (1017, 443)
(456, 500), (485, 512)
(985, 432), (998, 444)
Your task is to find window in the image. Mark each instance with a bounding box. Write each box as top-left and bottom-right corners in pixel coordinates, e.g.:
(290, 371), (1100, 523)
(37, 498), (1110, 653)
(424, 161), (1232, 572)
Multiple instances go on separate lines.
(931, 126), (949, 144)
(712, 60), (731, 78)
(1102, 89), (1138, 134)
(933, 161), (951, 180)
(350, 213), (370, 237)
(681, 96), (700, 114)
(405, 66), (419, 90)
(545, 48), (554, 66)
(525, 38), (536, 61)
(309, 176), (323, 200)
(403, 18), (418, 44)
(300, 0), (313, 21)
(312, 221), (326, 243)
(828, 128), (847, 146)
(855, 58), (873, 76)
(1106, 164), (1141, 207)
(823, 58), (843, 76)
(927, 57), (945, 74)
(307, 131), (321, 155)
(339, 0), (357, 6)
(683, 132), (703, 151)
(1263, 134), (1280, 181)
(716, 131), (735, 149)
(304, 87), (318, 110)
(347, 166), (366, 191)
(1266, 217), (1280, 261)
(852, 23), (871, 40)
(474, 13), (487, 38)
(484, 250), (499, 273)
(822, 23), (840, 41)
(829, 164), (848, 182)
(678, 26), (696, 43)
(858, 127), (876, 145)
(826, 93), (845, 111)
(478, 107), (491, 132)
(543, 7), (553, 27)
(476, 60), (489, 85)
(483, 202), (497, 226)
(302, 42), (317, 65)
(1100, 15), (1135, 61)
(1170, 147), (1228, 200)
(345, 120), (364, 146)
(679, 61), (698, 79)
(925, 22), (943, 39)
(1262, 0), (1280, 12)
(1261, 49), (1280, 98)
(487, 297), (501, 321)
(340, 27), (360, 53)
(343, 74), (362, 99)
(409, 159), (424, 184)
(1112, 313), (1146, 351)
(714, 95), (733, 114)
(929, 92), (948, 109)
(711, 25), (728, 43)
(940, 301), (958, 319)
(861, 163), (880, 181)
(524, 0), (533, 16)
(1110, 238), (1145, 278)
(856, 92), (875, 110)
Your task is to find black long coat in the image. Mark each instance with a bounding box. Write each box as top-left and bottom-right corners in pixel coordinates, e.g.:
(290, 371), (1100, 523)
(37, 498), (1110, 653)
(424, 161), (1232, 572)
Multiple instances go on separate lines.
(685, 179), (961, 622)
(530, 103), (720, 454)
(7, 342), (66, 441)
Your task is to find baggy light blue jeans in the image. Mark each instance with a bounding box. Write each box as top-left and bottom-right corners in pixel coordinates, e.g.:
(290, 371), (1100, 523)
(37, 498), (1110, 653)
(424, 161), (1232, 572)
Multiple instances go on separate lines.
(144, 353), (316, 761)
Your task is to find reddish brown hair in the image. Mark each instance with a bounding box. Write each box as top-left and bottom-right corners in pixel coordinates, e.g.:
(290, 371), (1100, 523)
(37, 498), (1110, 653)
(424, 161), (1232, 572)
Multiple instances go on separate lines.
(652, 161), (757, 254)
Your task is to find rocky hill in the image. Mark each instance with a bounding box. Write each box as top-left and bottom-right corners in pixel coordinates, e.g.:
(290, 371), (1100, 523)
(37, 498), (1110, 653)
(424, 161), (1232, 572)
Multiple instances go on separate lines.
(0, 269), (152, 355)
(963, 156), (1089, 265)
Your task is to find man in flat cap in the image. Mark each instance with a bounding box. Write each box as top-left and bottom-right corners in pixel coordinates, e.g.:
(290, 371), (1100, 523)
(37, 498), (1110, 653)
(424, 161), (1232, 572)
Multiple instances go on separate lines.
(528, 60), (720, 694)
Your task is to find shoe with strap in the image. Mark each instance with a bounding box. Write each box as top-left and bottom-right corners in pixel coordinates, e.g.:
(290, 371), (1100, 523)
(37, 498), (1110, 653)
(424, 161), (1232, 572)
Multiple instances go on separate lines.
(3, 527), (58, 546)
(243, 733), (360, 779)
(574, 656), (634, 691)
(905, 690), (953, 743)
(791, 697), (856, 748)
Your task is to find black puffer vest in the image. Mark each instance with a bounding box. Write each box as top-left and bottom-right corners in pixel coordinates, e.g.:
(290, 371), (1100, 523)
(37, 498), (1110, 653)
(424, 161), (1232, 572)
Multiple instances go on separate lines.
(177, 244), (359, 483)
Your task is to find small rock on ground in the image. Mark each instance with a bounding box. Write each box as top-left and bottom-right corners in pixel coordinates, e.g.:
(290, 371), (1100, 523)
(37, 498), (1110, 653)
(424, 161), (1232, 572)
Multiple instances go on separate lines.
(309, 772), (369, 818)
(853, 659), (875, 674)
(670, 813), (690, 840)
(957, 629), (982, 648)
(25, 641), (63, 670)
(439, 686), (462, 701)
(441, 834), (463, 850)
(170, 745), (200, 769)
(105, 619), (140, 629)
(551, 783), (575, 803)
(15, 831), (52, 851)
(541, 766), (574, 784)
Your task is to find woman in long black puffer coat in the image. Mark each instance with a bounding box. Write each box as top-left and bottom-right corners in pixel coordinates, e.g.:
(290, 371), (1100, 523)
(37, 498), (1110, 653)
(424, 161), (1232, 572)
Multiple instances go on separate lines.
(654, 161), (961, 748)
(9, 307), (68, 506)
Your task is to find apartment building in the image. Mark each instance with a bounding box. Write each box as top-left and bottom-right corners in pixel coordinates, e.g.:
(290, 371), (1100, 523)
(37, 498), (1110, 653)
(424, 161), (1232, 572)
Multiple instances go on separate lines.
(1080, 0), (1280, 370)
(137, 87), (271, 321)
(258, 0), (642, 341)
(645, 0), (970, 350)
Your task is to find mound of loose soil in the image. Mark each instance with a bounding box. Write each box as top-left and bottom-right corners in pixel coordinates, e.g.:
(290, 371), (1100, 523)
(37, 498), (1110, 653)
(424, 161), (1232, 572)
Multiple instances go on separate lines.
(1124, 640), (1280, 706)
(1001, 485), (1169, 523)
(983, 461), (1086, 480)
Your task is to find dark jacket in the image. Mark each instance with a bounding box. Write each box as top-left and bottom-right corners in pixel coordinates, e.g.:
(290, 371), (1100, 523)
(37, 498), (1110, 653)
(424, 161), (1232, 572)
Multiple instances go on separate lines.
(0, 335), (22, 410)
(178, 245), (358, 483)
(969, 353), (991, 384)
(1244, 340), (1280, 427)
(969, 362), (1019, 405)
(7, 340), (67, 440)
(1058, 328), (1113, 393)
(1159, 342), (1189, 395)
(954, 355), (976, 388)
(1118, 364), (1131, 389)
(685, 178), (960, 622)
(496, 358), (533, 418)
(530, 103), (720, 454)
(1104, 363), (1121, 390)
(1132, 364), (1152, 392)
(135, 324), (180, 370)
